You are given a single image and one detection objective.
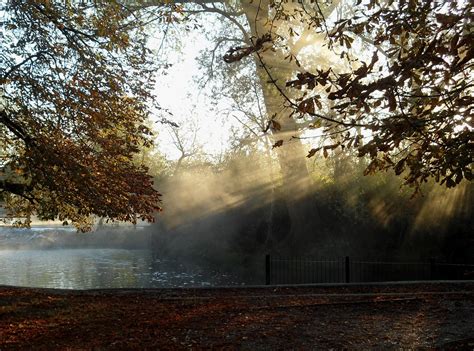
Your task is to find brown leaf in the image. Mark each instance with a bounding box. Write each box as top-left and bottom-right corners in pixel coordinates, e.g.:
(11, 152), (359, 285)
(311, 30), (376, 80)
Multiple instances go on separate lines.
(271, 120), (281, 131)
(272, 140), (284, 149)
(298, 99), (315, 114)
(307, 148), (320, 158)
(446, 177), (456, 188)
(387, 91), (397, 111)
(394, 158), (405, 175)
(314, 98), (323, 110)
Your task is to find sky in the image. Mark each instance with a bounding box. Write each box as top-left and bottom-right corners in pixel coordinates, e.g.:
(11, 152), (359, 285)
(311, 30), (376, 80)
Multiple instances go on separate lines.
(151, 28), (237, 161)
(147, 6), (368, 163)
(148, 4), (382, 162)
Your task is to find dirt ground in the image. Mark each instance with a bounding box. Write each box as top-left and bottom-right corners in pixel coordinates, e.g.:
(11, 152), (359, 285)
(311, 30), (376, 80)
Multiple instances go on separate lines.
(0, 282), (473, 350)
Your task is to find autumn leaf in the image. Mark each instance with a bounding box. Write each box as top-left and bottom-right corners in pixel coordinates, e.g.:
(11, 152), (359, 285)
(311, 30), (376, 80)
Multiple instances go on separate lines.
(314, 98), (323, 110)
(271, 120), (281, 131)
(272, 140), (284, 149)
(307, 148), (320, 158)
(386, 91), (397, 111)
(298, 99), (315, 114)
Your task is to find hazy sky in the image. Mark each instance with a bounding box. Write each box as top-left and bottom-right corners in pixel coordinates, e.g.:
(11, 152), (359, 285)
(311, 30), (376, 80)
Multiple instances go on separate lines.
(152, 29), (237, 160)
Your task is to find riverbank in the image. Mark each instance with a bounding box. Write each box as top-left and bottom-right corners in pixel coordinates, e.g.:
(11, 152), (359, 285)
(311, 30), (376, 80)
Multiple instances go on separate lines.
(1, 282), (473, 349)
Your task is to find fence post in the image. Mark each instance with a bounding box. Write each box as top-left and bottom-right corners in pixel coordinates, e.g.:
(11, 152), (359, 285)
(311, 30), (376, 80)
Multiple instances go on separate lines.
(265, 254), (271, 285)
(345, 256), (350, 283)
(430, 258), (435, 280)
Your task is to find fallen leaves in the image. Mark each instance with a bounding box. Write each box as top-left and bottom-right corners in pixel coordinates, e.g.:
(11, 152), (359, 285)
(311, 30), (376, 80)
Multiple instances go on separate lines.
(0, 284), (472, 349)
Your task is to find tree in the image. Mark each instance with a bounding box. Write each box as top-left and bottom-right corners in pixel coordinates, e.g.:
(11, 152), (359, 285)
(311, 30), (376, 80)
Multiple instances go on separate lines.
(168, 120), (203, 174)
(225, 0), (473, 193)
(159, 0), (344, 248)
(0, 1), (164, 230)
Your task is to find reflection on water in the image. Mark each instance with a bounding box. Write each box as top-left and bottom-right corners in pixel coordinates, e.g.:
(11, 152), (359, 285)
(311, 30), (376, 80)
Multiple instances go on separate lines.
(0, 249), (239, 289)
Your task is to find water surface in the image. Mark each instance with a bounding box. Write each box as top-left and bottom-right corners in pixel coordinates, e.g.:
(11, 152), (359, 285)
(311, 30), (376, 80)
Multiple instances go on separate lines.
(0, 249), (238, 289)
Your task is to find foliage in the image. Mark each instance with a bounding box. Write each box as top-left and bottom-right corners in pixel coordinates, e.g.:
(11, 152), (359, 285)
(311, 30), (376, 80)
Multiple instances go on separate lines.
(226, 0), (473, 192)
(0, 1), (163, 230)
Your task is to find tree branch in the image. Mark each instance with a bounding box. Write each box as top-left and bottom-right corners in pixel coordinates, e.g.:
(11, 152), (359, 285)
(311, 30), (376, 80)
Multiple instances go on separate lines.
(0, 110), (32, 145)
(2, 51), (48, 81)
(254, 52), (370, 129)
(0, 180), (33, 199)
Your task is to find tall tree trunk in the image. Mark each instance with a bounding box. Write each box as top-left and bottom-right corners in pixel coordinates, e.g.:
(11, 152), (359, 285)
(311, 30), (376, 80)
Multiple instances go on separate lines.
(242, 0), (321, 251)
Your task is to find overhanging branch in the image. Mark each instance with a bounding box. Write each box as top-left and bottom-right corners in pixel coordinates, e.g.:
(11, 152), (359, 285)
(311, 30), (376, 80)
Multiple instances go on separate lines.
(0, 110), (32, 145)
(0, 180), (33, 199)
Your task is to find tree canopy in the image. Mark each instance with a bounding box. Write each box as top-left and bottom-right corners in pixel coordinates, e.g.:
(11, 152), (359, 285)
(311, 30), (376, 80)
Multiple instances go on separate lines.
(0, 0), (471, 230)
(0, 1), (162, 230)
(224, 0), (473, 193)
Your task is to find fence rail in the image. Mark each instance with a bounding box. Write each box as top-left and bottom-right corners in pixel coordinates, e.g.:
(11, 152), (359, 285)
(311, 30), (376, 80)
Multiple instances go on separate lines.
(265, 255), (474, 285)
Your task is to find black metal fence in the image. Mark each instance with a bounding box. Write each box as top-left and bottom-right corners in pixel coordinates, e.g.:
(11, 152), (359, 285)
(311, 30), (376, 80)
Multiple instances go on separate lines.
(265, 255), (474, 285)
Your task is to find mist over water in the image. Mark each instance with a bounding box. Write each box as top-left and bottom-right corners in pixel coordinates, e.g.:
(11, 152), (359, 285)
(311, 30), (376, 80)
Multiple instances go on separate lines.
(0, 227), (244, 289)
(0, 155), (471, 290)
(151, 154), (474, 274)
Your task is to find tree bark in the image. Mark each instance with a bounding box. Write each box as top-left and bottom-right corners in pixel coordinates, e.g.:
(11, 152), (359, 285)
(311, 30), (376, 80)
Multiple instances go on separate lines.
(242, 0), (322, 251)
